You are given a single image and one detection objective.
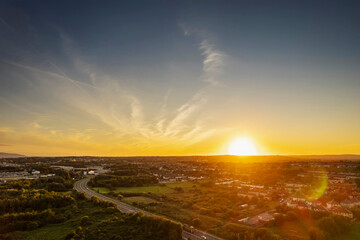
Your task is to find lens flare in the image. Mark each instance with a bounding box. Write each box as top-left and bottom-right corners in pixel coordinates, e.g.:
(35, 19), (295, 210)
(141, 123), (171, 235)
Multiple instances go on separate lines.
(306, 169), (328, 201)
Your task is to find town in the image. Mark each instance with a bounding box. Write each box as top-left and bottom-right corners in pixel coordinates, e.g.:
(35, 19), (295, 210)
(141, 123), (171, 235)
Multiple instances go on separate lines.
(1, 155), (360, 240)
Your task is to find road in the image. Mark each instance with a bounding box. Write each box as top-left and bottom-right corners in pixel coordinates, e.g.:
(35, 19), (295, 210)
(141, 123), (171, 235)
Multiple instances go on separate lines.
(74, 177), (222, 240)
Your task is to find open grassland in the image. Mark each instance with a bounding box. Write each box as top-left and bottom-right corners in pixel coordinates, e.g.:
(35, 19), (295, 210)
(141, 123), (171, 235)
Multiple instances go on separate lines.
(15, 222), (75, 240)
(123, 196), (159, 205)
(93, 181), (196, 195)
(92, 186), (111, 194)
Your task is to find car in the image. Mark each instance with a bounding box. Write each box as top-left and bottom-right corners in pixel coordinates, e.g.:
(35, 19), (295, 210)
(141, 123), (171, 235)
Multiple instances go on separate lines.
(201, 236), (207, 239)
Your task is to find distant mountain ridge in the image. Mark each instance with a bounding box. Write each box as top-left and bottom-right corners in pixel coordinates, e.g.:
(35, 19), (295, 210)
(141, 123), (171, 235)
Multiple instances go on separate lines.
(0, 152), (25, 158)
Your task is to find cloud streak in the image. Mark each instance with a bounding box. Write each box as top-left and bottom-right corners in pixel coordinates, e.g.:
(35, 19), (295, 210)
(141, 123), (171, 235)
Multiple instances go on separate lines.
(200, 40), (225, 85)
(152, 23), (229, 142)
(179, 22), (226, 85)
(0, 26), (229, 155)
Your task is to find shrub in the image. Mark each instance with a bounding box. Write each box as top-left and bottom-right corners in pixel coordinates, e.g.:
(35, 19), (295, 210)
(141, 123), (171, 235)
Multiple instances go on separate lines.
(192, 218), (200, 227)
(26, 221), (38, 230)
(81, 216), (91, 226)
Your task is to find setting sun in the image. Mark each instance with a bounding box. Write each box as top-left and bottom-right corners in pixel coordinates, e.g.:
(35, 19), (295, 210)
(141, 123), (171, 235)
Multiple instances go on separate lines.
(227, 137), (258, 156)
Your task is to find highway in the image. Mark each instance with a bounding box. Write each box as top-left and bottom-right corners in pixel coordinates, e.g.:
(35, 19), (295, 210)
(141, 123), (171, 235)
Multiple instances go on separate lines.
(74, 177), (222, 240)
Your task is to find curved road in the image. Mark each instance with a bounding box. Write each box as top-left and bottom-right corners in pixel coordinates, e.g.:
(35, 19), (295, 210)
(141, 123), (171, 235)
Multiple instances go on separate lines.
(74, 177), (222, 240)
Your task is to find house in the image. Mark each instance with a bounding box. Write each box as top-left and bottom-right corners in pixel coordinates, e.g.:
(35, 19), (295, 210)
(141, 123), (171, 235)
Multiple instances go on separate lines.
(247, 212), (274, 226)
(291, 191), (306, 201)
(341, 197), (360, 208)
(239, 184), (264, 189)
(307, 200), (322, 207)
(312, 204), (327, 212)
(237, 192), (256, 199)
(329, 177), (345, 184)
(39, 173), (55, 178)
(258, 212), (274, 223)
(329, 206), (353, 218)
(51, 165), (74, 171)
(297, 201), (308, 210)
(326, 200), (341, 209)
(248, 189), (269, 198)
(238, 217), (249, 223)
(286, 199), (310, 210)
(286, 199), (298, 208)
(285, 183), (305, 189)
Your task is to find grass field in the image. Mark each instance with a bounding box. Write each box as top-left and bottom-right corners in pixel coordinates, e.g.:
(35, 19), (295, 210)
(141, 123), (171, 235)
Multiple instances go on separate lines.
(123, 196), (159, 205)
(93, 181), (196, 195)
(92, 186), (111, 194)
(17, 221), (76, 240)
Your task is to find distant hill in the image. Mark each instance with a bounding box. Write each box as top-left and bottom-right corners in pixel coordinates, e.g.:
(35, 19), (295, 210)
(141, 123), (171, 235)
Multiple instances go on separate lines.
(287, 154), (360, 161)
(105, 155), (360, 163)
(0, 152), (25, 158)
(140, 155), (360, 162)
(224, 155), (360, 162)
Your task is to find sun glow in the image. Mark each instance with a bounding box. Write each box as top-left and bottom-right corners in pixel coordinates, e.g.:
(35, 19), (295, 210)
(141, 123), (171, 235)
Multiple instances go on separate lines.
(227, 137), (258, 156)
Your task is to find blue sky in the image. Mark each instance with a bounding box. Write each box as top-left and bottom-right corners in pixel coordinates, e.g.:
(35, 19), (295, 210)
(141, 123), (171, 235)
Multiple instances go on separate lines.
(0, 0), (359, 156)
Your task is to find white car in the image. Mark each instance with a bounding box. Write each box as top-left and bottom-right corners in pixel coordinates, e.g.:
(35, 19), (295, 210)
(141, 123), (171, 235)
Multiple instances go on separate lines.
(201, 236), (207, 239)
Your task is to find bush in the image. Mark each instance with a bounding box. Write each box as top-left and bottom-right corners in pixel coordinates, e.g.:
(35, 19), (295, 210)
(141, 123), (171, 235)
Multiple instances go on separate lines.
(286, 211), (298, 221)
(47, 183), (67, 192)
(192, 218), (200, 227)
(81, 216), (91, 226)
(74, 191), (86, 200)
(199, 208), (208, 215)
(26, 221), (38, 230)
(309, 227), (325, 240)
(174, 187), (183, 192)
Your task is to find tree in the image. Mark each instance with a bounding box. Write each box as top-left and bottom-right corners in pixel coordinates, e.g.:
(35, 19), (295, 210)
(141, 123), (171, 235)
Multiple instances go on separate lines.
(192, 218), (200, 227)
(355, 179), (360, 188)
(309, 227), (324, 240)
(26, 221), (39, 230)
(174, 187), (183, 192)
(81, 216), (91, 226)
(317, 216), (339, 236)
(286, 211), (297, 221)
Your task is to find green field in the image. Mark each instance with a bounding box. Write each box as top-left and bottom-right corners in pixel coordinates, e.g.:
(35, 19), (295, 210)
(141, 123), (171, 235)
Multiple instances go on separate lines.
(93, 181), (195, 195)
(91, 181), (234, 234)
(17, 221), (76, 240)
(123, 196), (159, 205)
(92, 186), (112, 194)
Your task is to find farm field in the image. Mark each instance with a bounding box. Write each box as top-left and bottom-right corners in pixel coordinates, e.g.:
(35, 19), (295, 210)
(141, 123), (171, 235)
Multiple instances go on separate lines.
(92, 181), (195, 195)
(123, 196), (159, 205)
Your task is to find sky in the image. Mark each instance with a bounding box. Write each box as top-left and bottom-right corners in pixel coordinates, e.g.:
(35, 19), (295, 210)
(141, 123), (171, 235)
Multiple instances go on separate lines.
(0, 0), (359, 156)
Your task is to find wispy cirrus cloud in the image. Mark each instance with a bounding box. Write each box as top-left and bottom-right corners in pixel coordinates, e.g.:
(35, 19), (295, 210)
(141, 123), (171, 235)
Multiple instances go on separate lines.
(164, 92), (207, 137)
(0, 25), (229, 154)
(179, 23), (226, 85)
(151, 23), (229, 143)
(200, 40), (225, 85)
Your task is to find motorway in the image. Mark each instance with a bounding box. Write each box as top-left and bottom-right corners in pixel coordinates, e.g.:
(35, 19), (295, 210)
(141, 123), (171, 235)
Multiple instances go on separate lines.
(74, 177), (222, 240)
